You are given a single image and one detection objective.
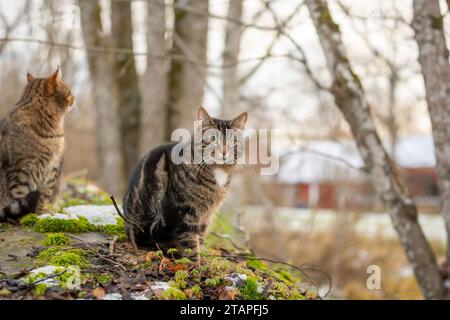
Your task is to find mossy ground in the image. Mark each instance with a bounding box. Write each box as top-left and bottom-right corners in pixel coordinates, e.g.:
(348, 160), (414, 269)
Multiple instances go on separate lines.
(0, 179), (319, 300)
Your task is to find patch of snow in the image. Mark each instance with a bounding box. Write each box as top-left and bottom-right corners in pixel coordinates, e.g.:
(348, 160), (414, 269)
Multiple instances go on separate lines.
(150, 281), (170, 291)
(103, 293), (123, 300)
(224, 273), (248, 288)
(64, 205), (120, 225)
(38, 213), (74, 220)
(102, 291), (150, 300)
(444, 279), (450, 289)
(25, 265), (63, 286)
(131, 292), (150, 300)
(38, 205), (121, 226)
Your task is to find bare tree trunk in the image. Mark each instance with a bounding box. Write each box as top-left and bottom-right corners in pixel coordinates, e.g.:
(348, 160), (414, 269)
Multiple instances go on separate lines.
(140, 0), (169, 155)
(412, 0), (450, 281)
(169, 0), (209, 132)
(222, 0), (244, 118)
(79, 0), (124, 195)
(306, 0), (446, 299)
(111, 0), (141, 178)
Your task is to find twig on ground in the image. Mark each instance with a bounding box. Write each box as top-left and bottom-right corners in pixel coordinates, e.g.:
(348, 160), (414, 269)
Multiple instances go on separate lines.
(109, 195), (144, 233)
(30, 270), (67, 286)
(109, 235), (119, 255)
(66, 234), (128, 271)
(209, 231), (248, 252)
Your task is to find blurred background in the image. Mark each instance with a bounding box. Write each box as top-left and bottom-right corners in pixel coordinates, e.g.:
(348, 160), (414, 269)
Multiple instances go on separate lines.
(1, 0), (449, 299)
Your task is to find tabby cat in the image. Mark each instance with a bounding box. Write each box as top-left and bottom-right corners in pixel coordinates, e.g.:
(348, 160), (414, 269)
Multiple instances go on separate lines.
(123, 107), (248, 259)
(0, 68), (75, 222)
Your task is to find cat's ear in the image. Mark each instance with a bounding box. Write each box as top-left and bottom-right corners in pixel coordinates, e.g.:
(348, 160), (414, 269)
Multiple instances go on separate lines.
(50, 66), (62, 83)
(230, 112), (248, 130)
(45, 67), (62, 95)
(26, 72), (35, 83)
(196, 106), (213, 126)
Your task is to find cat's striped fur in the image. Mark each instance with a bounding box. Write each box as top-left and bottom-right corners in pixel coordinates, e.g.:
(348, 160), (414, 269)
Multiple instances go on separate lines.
(0, 68), (75, 222)
(123, 107), (247, 259)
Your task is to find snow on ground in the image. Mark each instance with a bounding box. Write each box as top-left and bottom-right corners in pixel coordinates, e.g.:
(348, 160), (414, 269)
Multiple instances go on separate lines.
(244, 206), (447, 243)
(102, 292), (150, 300)
(25, 266), (62, 286)
(39, 205), (121, 226)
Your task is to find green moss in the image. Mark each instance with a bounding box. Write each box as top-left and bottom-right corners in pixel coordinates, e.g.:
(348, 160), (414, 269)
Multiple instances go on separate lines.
(37, 248), (89, 268)
(175, 270), (189, 289)
(34, 283), (49, 297)
(246, 258), (268, 271)
(431, 16), (444, 30)
(271, 269), (294, 285)
(23, 215), (94, 233)
(20, 214), (39, 227)
(0, 288), (12, 296)
(40, 233), (71, 246)
(174, 257), (191, 265)
(318, 4), (340, 32)
(162, 287), (187, 300)
(190, 269), (200, 283)
(100, 218), (127, 242)
(191, 284), (202, 296)
(205, 278), (218, 287)
(95, 273), (113, 286)
(21, 213), (127, 242)
(240, 277), (262, 300)
(167, 248), (178, 256)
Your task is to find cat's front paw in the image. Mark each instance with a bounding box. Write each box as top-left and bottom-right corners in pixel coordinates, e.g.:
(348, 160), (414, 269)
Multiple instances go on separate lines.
(35, 203), (54, 215)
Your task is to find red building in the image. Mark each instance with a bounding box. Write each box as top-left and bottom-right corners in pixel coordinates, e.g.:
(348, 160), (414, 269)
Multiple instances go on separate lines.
(275, 136), (439, 213)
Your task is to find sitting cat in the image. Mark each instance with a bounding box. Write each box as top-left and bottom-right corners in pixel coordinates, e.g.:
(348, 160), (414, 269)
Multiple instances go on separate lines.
(0, 68), (75, 222)
(123, 107), (247, 259)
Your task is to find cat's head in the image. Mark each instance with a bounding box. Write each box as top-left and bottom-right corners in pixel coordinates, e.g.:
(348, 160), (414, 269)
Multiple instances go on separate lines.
(196, 106), (248, 166)
(24, 67), (75, 115)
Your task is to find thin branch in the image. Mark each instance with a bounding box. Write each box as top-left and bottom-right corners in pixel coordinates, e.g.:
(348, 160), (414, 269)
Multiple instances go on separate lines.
(0, 37), (294, 70)
(207, 253), (332, 298)
(240, 1), (304, 84)
(109, 195), (144, 233)
(282, 147), (365, 172)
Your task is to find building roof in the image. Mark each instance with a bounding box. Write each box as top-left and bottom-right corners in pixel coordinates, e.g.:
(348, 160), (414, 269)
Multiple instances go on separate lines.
(277, 135), (436, 184)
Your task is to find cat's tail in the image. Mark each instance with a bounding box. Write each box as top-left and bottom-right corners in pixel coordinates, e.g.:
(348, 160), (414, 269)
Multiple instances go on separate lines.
(0, 191), (41, 222)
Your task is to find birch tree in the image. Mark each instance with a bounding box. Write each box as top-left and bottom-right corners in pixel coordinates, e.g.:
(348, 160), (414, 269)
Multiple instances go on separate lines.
(222, 0), (244, 118)
(412, 0), (450, 283)
(169, 0), (209, 132)
(305, 0), (446, 299)
(140, 0), (169, 154)
(79, 0), (124, 194)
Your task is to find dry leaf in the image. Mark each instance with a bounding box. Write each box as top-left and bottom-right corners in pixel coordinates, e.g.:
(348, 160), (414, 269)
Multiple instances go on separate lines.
(92, 287), (105, 300)
(145, 252), (158, 262)
(184, 289), (193, 298)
